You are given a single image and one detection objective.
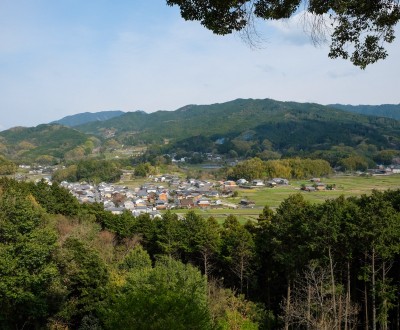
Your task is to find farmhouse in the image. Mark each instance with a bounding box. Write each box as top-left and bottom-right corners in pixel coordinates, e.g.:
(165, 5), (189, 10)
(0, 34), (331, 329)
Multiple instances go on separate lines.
(252, 179), (265, 186)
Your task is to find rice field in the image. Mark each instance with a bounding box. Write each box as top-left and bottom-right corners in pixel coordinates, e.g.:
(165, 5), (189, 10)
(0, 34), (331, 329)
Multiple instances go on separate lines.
(169, 174), (400, 223)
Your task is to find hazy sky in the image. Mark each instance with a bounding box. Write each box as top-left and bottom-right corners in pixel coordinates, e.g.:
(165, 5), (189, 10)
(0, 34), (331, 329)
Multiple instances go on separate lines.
(1, 0), (399, 131)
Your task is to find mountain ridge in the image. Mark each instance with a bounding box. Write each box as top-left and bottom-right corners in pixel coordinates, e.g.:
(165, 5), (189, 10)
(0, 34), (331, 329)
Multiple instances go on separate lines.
(74, 98), (400, 145)
(1, 98), (400, 164)
(51, 110), (125, 127)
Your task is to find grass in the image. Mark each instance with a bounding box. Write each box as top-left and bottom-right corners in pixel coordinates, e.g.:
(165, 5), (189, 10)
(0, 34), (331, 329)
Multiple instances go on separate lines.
(235, 174), (400, 207)
(168, 174), (400, 224)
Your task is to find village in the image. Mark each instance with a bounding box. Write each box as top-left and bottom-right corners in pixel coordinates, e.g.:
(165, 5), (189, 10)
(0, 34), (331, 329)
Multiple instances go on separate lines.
(15, 162), (400, 219)
(58, 175), (289, 218)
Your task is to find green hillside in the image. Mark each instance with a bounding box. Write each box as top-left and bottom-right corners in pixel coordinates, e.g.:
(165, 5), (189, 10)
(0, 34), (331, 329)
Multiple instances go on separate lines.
(76, 98), (400, 156)
(0, 124), (94, 163)
(1, 99), (400, 165)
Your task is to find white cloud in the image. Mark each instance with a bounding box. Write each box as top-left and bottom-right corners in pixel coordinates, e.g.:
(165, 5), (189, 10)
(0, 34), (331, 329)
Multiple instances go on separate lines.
(262, 11), (334, 47)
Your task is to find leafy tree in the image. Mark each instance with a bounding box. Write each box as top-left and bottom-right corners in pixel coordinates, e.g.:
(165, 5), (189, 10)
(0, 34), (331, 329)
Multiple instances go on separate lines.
(133, 213), (158, 256)
(268, 194), (316, 329)
(0, 155), (17, 175)
(134, 162), (154, 177)
(0, 186), (60, 329)
(35, 154), (58, 165)
(30, 180), (80, 217)
(102, 138), (121, 151)
(208, 279), (268, 330)
(181, 212), (221, 276)
(104, 256), (212, 330)
(119, 245), (152, 271)
(101, 210), (137, 240)
(373, 149), (400, 165)
(154, 211), (183, 257)
(227, 157), (266, 181)
(338, 154), (371, 171)
(172, 135), (214, 153)
(257, 149), (281, 161)
(167, 0), (400, 68)
(52, 164), (78, 182)
(356, 191), (400, 330)
(76, 159), (122, 183)
(55, 237), (109, 327)
(220, 215), (255, 293)
(312, 196), (362, 329)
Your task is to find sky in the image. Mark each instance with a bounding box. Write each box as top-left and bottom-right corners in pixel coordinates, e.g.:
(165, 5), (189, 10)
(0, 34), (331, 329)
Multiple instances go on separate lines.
(0, 0), (399, 131)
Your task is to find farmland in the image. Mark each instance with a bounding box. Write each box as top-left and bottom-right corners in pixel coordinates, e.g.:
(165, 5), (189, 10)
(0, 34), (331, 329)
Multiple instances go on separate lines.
(168, 174), (400, 223)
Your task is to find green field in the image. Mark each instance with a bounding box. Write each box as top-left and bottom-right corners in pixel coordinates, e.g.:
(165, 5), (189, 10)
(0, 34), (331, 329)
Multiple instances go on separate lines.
(20, 171), (400, 224)
(169, 174), (400, 223)
(236, 174), (400, 206)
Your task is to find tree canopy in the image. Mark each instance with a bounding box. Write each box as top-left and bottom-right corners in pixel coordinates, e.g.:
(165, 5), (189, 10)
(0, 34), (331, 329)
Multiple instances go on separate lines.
(167, 0), (400, 68)
(3, 177), (400, 329)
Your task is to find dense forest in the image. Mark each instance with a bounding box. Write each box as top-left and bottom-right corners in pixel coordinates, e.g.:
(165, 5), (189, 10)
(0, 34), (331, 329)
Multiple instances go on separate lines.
(1, 177), (400, 329)
(0, 124), (97, 164)
(75, 99), (400, 155)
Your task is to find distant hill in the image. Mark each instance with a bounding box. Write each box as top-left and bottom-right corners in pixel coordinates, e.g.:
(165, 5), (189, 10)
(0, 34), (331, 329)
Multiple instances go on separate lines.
(2, 99), (400, 165)
(75, 99), (400, 155)
(0, 124), (94, 162)
(329, 104), (400, 120)
(51, 110), (125, 127)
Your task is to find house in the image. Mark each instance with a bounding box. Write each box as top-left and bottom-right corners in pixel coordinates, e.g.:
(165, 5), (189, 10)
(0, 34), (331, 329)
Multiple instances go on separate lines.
(137, 189), (148, 198)
(236, 178), (248, 185)
(252, 179), (265, 186)
(158, 192), (169, 202)
(148, 211), (162, 219)
(221, 190), (234, 197)
(147, 186), (157, 194)
(392, 166), (400, 174)
(197, 198), (211, 208)
(302, 186), (316, 192)
(154, 176), (166, 182)
(224, 180), (237, 188)
(272, 178), (289, 185)
(103, 200), (115, 208)
(105, 206), (125, 215)
(266, 180), (277, 188)
(125, 190), (135, 199)
(239, 199), (255, 208)
(155, 200), (167, 210)
(179, 198), (195, 209)
(123, 200), (135, 210)
(205, 191), (219, 198)
(134, 198), (147, 207)
(132, 206), (151, 217)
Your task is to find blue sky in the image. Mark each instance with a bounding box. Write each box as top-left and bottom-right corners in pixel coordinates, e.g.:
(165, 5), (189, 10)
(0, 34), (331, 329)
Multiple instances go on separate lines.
(1, 0), (399, 131)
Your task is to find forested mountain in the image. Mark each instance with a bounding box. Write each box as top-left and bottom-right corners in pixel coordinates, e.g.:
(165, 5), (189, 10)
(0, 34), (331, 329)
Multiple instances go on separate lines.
(329, 103), (400, 120)
(0, 124), (97, 163)
(1, 99), (400, 165)
(76, 98), (400, 157)
(51, 110), (125, 127)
